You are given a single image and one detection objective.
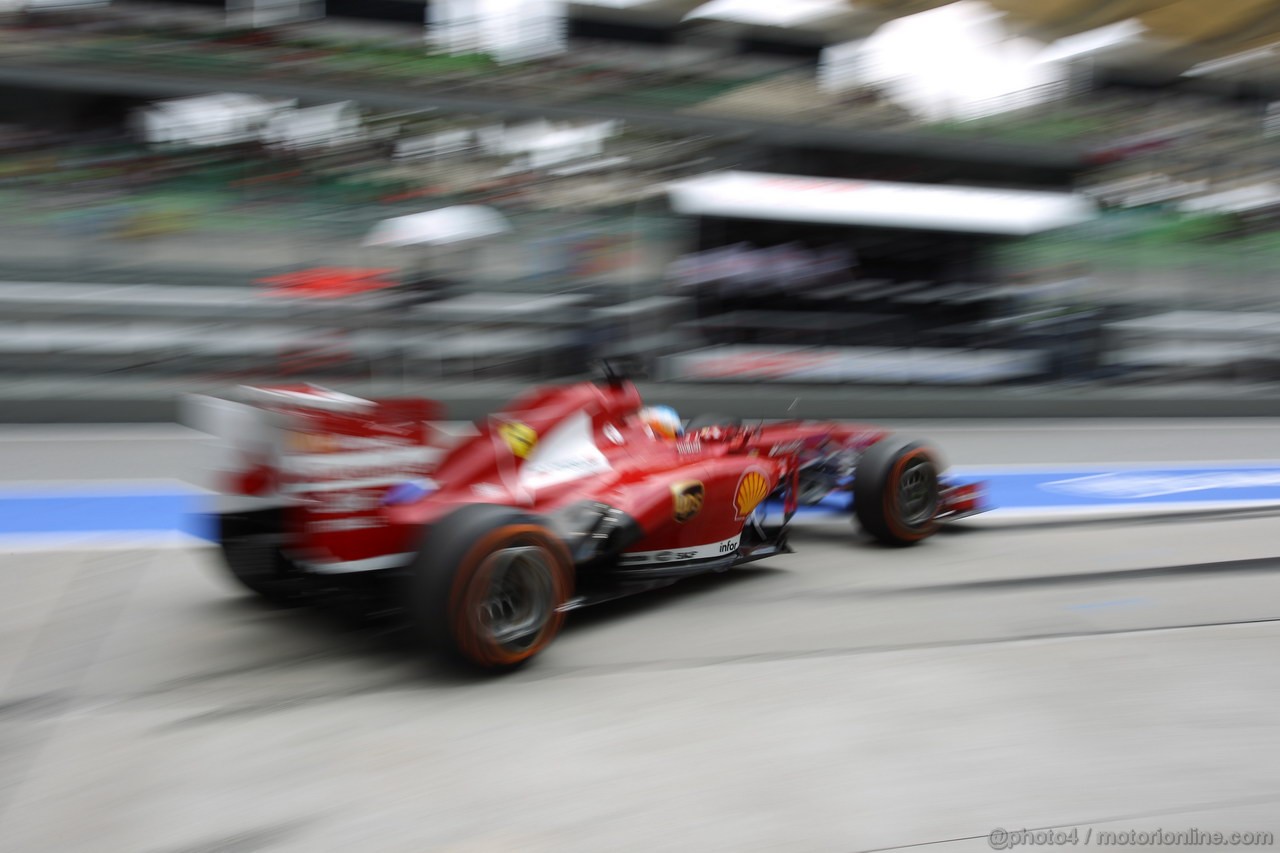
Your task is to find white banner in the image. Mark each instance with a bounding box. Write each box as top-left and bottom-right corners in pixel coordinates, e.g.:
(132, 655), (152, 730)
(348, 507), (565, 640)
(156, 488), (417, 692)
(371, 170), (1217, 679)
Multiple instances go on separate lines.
(667, 171), (1095, 236)
(663, 345), (1047, 384)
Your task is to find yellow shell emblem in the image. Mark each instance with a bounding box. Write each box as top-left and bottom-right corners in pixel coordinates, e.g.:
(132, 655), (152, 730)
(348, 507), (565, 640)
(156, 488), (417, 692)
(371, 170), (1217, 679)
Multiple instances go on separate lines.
(734, 470), (770, 519)
(498, 421), (538, 459)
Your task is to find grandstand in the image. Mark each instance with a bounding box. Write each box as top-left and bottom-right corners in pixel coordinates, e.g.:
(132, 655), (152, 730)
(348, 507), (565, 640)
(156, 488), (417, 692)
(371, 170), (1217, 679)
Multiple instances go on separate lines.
(0, 0), (1277, 398)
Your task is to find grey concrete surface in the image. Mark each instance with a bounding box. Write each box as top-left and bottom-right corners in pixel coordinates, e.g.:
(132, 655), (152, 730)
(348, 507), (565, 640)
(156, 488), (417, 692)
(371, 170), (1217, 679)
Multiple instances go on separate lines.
(884, 419), (1280, 466)
(2, 425), (1280, 850)
(2, 419), (1280, 485)
(0, 425), (210, 484)
(10, 379), (1280, 423)
(2, 515), (1280, 852)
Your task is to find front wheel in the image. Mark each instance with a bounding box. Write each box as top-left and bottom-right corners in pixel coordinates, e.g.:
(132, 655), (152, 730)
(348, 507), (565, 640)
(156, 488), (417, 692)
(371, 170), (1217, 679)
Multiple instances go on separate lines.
(412, 504), (573, 671)
(853, 438), (941, 547)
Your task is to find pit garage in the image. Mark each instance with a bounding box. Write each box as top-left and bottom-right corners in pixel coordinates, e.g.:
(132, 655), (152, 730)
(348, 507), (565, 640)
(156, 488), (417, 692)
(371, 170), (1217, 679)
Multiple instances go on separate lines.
(661, 170), (1099, 384)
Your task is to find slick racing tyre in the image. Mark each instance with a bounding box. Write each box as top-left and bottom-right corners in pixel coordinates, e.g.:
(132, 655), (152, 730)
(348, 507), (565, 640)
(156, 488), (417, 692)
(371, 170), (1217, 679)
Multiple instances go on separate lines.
(853, 438), (942, 547)
(217, 511), (306, 607)
(686, 413), (743, 432)
(413, 504), (573, 672)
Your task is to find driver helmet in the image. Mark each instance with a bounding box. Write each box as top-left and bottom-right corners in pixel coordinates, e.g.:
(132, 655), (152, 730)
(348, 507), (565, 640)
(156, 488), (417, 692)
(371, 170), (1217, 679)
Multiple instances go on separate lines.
(639, 405), (683, 439)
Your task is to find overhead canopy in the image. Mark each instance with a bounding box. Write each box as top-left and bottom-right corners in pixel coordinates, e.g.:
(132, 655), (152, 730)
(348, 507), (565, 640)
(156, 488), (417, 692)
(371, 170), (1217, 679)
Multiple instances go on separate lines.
(573, 0), (1280, 79)
(1178, 182), (1280, 215)
(665, 170), (1095, 236)
(1, 0), (110, 9)
(682, 0), (850, 28)
(363, 205), (512, 248)
(137, 93), (290, 148)
(260, 101), (363, 151)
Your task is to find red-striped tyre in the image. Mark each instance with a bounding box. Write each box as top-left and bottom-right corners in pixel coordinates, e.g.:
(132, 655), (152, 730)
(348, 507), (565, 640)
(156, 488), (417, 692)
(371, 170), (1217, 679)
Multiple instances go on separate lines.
(413, 504), (573, 671)
(853, 438), (942, 547)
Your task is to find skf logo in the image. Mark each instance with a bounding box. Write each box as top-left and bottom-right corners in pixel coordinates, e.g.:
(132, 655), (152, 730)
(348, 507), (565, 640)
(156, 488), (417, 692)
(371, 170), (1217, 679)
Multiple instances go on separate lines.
(734, 469), (770, 519)
(498, 421), (537, 459)
(671, 480), (705, 523)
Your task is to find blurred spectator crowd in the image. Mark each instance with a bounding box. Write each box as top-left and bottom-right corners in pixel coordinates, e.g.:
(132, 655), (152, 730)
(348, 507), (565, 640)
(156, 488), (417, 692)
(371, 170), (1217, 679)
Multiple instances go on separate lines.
(0, 2), (1277, 393)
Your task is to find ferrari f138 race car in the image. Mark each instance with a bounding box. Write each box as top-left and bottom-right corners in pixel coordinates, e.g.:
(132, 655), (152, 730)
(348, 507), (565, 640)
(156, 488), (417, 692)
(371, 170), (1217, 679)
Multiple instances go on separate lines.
(193, 374), (983, 671)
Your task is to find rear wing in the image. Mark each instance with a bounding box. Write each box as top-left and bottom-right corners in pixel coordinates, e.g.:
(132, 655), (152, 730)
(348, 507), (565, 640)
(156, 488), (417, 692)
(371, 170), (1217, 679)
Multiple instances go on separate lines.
(181, 384), (447, 506)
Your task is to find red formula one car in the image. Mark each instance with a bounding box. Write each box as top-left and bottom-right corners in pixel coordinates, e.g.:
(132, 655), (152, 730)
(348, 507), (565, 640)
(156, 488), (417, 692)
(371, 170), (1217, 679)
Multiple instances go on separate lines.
(194, 374), (983, 670)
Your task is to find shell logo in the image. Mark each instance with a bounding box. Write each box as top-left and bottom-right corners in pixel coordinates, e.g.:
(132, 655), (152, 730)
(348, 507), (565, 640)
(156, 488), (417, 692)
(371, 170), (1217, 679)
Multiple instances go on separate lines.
(734, 469), (770, 519)
(497, 421), (538, 459)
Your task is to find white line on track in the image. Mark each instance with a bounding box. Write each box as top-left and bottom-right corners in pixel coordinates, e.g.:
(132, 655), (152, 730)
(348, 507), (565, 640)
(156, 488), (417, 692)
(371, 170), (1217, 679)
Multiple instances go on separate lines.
(0, 531), (214, 553)
(949, 460), (1280, 474)
(964, 500), (1280, 526)
(882, 419), (1280, 431)
(0, 425), (207, 441)
(0, 478), (211, 494)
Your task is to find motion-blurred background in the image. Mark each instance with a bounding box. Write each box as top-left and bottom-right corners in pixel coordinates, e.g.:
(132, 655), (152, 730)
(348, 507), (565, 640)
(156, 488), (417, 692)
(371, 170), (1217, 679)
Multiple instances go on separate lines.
(0, 0), (1278, 415)
(8, 6), (1280, 850)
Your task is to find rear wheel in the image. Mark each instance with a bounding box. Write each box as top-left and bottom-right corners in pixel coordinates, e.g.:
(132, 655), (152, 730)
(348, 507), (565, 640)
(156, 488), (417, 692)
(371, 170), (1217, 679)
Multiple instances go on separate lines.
(853, 438), (941, 547)
(413, 504), (573, 671)
(217, 511), (306, 606)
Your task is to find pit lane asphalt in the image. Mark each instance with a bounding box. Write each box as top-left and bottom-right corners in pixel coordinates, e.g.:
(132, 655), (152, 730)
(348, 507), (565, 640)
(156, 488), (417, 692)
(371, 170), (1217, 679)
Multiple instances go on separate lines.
(4, 417), (1280, 483)
(2, 422), (1280, 852)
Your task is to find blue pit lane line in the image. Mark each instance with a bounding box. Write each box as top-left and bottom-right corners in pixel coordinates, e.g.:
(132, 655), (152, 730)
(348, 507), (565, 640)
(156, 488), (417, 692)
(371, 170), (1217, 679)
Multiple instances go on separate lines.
(951, 463), (1280, 514)
(775, 463), (1280, 515)
(0, 486), (215, 540)
(4, 463), (1280, 539)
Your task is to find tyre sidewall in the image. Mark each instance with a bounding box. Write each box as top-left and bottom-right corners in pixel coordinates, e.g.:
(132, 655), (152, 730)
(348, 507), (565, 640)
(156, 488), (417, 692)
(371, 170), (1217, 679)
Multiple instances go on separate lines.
(414, 504), (573, 670)
(854, 439), (942, 546)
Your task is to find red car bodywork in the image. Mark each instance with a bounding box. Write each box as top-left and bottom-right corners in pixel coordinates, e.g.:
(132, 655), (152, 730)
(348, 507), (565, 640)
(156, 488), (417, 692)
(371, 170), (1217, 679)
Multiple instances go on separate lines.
(203, 380), (982, 579)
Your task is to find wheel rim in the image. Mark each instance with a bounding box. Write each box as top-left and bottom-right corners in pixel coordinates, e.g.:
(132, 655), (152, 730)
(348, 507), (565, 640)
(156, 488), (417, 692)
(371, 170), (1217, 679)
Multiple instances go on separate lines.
(896, 457), (939, 526)
(475, 545), (555, 652)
